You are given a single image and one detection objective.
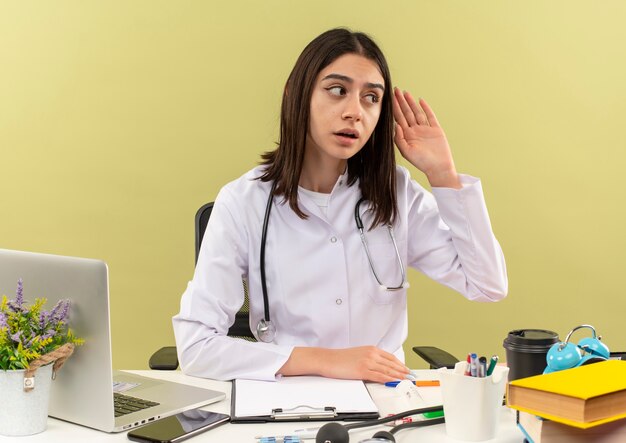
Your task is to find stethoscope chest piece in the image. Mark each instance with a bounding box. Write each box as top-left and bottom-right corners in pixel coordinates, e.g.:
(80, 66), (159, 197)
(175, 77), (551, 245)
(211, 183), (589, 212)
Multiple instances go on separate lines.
(256, 319), (276, 343)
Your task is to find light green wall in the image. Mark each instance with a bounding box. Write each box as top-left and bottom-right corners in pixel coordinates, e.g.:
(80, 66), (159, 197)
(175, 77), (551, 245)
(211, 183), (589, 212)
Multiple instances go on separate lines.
(2, 1), (626, 370)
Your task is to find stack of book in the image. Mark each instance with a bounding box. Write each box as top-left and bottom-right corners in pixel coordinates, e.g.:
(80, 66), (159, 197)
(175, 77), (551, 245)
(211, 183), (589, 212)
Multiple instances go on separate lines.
(517, 411), (626, 442)
(507, 360), (626, 442)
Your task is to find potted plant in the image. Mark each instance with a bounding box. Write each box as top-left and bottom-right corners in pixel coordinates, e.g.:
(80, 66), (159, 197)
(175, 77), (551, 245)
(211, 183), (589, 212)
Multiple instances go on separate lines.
(0, 278), (83, 436)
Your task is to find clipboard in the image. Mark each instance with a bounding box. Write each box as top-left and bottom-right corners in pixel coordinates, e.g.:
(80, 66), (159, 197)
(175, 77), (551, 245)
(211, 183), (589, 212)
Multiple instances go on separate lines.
(230, 376), (380, 423)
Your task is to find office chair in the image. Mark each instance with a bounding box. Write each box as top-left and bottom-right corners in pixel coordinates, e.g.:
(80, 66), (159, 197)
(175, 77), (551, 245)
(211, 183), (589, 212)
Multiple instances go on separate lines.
(148, 202), (255, 370)
(149, 202), (458, 370)
(194, 202), (256, 339)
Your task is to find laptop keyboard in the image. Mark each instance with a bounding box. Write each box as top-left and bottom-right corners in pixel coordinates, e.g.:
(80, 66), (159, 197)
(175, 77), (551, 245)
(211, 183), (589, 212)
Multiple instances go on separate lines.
(114, 392), (160, 417)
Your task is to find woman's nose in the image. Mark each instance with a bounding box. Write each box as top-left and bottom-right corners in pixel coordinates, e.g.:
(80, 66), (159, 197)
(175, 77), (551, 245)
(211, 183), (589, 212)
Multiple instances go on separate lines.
(341, 97), (363, 121)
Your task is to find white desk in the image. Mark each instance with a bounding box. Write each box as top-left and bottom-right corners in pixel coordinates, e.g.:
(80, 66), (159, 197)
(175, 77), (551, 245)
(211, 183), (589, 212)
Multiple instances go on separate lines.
(0, 370), (524, 443)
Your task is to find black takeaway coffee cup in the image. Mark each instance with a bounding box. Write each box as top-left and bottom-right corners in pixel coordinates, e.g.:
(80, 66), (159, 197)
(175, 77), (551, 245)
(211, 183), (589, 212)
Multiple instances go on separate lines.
(503, 329), (560, 381)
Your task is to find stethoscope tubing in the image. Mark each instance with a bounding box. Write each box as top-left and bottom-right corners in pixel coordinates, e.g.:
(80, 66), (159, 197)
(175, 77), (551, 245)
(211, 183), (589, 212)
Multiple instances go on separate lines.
(355, 198), (407, 291)
(257, 185), (407, 343)
(259, 181), (277, 324)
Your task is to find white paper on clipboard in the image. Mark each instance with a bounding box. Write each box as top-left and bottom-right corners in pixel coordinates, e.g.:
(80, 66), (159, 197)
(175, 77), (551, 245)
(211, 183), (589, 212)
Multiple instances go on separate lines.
(234, 376), (378, 418)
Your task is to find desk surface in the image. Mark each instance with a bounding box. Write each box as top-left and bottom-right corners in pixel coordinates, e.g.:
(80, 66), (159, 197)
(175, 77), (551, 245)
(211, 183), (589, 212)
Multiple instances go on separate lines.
(0, 370), (524, 443)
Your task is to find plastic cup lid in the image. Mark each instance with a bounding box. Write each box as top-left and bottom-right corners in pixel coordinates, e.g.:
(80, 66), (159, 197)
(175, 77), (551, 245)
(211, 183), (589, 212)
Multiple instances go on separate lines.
(503, 329), (559, 348)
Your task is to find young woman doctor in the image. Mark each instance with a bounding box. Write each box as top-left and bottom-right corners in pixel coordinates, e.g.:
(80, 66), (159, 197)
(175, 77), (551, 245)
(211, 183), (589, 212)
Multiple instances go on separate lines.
(173, 28), (507, 382)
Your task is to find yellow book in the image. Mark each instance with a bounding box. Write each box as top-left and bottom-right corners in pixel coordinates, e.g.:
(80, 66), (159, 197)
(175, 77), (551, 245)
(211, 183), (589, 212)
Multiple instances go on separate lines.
(507, 360), (626, 429)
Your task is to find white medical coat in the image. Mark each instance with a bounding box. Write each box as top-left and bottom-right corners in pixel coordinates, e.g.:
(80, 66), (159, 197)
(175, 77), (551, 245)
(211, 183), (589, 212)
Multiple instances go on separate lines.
(172, 165), (507, 381)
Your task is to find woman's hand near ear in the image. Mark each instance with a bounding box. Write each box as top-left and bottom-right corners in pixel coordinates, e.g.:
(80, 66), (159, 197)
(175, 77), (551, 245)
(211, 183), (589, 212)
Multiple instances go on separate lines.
(392, 88), (461, 189)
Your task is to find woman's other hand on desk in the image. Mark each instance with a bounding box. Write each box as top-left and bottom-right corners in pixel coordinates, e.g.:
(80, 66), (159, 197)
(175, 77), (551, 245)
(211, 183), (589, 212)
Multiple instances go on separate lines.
(278, 346), (409, 383)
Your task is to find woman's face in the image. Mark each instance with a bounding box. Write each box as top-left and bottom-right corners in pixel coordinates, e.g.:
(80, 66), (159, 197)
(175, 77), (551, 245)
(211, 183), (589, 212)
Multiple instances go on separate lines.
(306, 53), (385, 166)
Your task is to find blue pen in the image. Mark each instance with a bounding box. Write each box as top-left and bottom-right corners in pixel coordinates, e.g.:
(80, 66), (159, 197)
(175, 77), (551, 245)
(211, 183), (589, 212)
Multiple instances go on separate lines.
(470, 353), (478, 377)
(385, 380), (440, 387)
(258, 438), (301, 443)
(257, 433), (309, 442)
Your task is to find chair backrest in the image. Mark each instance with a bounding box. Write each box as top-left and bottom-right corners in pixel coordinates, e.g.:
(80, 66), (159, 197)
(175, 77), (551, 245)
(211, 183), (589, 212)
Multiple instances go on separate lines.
(195, 202), (255, 340)
(195, 202), (214, 264)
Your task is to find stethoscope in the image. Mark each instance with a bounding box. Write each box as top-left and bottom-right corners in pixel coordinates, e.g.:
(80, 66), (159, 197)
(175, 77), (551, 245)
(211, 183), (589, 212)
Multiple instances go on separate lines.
(256, 182), (408, 343)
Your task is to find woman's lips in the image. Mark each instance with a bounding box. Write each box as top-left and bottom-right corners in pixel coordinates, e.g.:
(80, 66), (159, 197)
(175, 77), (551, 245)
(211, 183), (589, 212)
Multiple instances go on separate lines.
(334, 133), (359, 146)
(334, 129), (360, 146)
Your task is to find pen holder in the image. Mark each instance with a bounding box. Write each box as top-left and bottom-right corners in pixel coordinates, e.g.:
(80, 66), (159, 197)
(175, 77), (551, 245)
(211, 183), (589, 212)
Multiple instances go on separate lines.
(438, 361), (509, 442)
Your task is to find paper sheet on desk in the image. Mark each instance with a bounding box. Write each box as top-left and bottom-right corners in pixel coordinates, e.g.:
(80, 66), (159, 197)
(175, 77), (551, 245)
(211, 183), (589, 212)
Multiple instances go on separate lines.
(367, 370), (443, 417)
(234, 376), (378, 417)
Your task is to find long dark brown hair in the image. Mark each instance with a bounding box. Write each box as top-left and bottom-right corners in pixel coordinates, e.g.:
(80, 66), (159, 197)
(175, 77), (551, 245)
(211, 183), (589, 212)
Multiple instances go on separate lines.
(259, 28), (397, 228)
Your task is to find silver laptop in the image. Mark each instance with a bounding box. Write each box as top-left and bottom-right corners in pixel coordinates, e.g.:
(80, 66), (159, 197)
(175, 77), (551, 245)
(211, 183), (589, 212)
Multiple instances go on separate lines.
(0, 249), (225, 432)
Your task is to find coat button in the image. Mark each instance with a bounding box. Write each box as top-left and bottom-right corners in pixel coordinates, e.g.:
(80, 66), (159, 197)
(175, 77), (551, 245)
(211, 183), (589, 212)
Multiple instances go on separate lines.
(330, 236), (337, 243)
(336, 298), (343, 305)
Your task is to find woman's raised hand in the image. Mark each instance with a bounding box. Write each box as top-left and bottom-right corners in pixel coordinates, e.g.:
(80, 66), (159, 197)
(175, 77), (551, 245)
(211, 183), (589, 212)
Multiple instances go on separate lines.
(392, 88), (461, 189)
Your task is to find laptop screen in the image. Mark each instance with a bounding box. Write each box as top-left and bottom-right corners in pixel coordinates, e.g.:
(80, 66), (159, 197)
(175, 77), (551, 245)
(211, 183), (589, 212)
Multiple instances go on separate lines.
(0, 249), (116, 431)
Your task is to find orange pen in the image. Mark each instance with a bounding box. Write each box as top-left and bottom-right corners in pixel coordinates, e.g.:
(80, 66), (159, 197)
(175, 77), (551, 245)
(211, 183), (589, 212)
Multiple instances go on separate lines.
(413, 380), (440, 387)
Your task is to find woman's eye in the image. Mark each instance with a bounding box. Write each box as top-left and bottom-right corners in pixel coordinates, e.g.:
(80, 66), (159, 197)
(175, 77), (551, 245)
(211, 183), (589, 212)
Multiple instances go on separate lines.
(364, 93), (380, 104)
(327, 86), (346, 96)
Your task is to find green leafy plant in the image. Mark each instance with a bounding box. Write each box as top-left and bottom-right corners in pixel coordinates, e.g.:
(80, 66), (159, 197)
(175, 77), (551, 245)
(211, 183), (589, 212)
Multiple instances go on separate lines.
(0, 279), (84, 370)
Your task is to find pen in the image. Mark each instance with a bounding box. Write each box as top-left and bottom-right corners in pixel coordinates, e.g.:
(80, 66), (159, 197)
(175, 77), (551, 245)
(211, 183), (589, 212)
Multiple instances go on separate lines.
(464, 353), (471, 376)
(486, 355), (499, 376)
(478, 356), (487, 378)
(256, 427), (319, 440)
(258, 437), (302, 443)
(422, 409), (444, 419)
(470, 353), (478, 377)
(384, 380), (440, 387)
